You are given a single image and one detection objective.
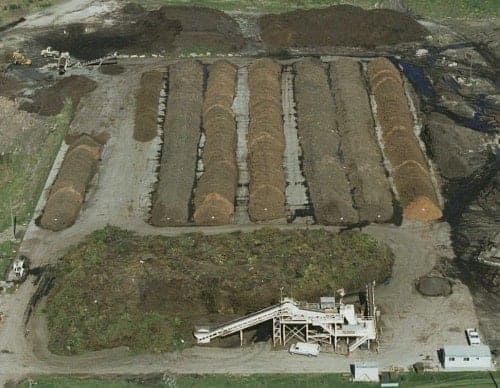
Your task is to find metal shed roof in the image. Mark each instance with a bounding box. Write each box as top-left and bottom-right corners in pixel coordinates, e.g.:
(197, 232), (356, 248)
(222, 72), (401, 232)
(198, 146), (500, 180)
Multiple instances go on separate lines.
(354, 361), (379, 368)
(444, 345), (491, 358)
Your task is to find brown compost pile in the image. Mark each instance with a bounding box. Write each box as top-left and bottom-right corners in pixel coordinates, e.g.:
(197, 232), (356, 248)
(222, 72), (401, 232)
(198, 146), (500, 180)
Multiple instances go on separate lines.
(260, 5), (428, 48)
(367, 58), (441, 222)
(133, 70), (164, 142)
(194, 60), (238, 225)
(40, 134), (101, 231)
(247, 59), (286, 221)
(294, 58), (357, 225)
(330, 58), (393, 222)
(20, 75), (97, 116)
(150, 60), (203, 226)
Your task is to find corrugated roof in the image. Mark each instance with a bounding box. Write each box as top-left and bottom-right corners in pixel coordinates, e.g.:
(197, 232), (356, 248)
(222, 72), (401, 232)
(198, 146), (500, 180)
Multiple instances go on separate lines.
(444, 345), (491, 357)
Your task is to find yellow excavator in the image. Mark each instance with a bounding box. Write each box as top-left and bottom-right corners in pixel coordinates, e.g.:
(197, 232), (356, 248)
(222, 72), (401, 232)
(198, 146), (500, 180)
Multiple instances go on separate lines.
(11, 50), (32, 66)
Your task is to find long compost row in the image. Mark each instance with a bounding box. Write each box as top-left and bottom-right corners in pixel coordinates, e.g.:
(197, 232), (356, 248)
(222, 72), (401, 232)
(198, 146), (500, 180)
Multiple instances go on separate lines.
(150, 60), (204, 226)
(367, 58), (441, 222)
(294, 58), (358, 225)
(247, 59), (286, 221)
(40, 135), (101, 231)
(193, 60), (238, 225)
(133, 70), (164, 142)
(330, 58), (393, 223)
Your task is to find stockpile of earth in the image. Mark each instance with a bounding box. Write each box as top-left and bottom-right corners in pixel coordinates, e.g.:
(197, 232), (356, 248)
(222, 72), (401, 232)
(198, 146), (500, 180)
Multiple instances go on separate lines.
(330, 58), (394, 223)
(133, 70), (164, 142)
(150, 60), (203, 226)
(40, 134), (101, 231)
(194, 60), (238, 226)
(20, 75), (96, 116)
(367, 58), (441, 222)
(36, 4), (244, 61)
(260, 5), (428, 48)
(294, 58), (357, 225)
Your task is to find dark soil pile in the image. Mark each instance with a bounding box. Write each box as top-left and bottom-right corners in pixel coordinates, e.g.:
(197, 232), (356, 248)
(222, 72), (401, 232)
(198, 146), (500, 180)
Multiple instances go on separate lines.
(247, 59), (286, 221)
(40, 134), (101, 231)
(150, 60), (203, 226)
(260, 5), (428, 48)
(367, 58), (441, 222)
(160, 6), (245, 53)
(46, 226), (394, 354)
(36, 5), (243, 60)
(36, 11), (182, 60)
(20, 75), (97, 116)
(194, 60), (238, 225)
(133, 70), (164, 142)
(294, 58), (357, 225)
(330, 58), (393, 223)
(424, 113), (490, 180)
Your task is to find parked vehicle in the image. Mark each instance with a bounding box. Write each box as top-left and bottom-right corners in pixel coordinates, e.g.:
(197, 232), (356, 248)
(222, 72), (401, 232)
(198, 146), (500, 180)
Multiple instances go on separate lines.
(289, 342), (320, 357)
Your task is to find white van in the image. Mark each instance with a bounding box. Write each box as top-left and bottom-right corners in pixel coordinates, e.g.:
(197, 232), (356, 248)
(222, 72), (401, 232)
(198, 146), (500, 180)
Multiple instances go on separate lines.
(289, 342), (320, 357)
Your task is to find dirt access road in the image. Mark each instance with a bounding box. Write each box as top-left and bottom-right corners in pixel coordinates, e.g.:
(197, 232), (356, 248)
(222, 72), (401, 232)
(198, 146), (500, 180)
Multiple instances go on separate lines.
(0, 221), (481, 385)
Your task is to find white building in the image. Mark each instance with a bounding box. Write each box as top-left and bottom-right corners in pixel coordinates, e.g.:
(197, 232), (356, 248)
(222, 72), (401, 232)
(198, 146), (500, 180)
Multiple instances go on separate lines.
(443, 345), (492, 370)
(352, 361), (379, 382)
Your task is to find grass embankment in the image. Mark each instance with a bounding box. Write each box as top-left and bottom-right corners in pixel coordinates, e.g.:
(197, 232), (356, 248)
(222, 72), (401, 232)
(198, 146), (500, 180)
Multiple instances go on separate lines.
(0, 239), (20, 280)
(46, 226), (393, 355)
(118, 0), (499, 18)
(0, 0), (60, 26)
(0, 100), (73, 232)
(18, 371), (500, 387)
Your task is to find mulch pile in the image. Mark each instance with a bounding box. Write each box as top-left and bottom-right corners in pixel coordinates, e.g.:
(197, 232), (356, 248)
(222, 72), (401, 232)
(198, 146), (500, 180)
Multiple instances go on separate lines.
(260, 5), (428, 48)
(247, 59), (286, 221)
(20, 75), (97, 116)
(294, 58), (357, 225)
(330, 58), (393, 222)
(40, 134), (102, 231)
(133, 70), (164, 142)
(194, 60), (238, 225)
(150, 60), (203, 226)
(367, 58), (441, 222)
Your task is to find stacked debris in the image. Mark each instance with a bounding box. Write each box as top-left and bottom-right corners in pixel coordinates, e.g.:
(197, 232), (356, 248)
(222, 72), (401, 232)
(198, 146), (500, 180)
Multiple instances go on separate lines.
(194, 60), (238, 225)
(133, 70), (164, 142)
(330, 58), (393, 222)
(294, 58), (357, 225)
(150, 60), (203, 226)
(40, 135), (101, 231)
(367, 58), (441, 222)
(247, 59), (286, 221)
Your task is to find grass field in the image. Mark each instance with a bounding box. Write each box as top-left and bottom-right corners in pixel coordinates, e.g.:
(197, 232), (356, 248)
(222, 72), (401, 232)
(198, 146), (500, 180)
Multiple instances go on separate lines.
(0, 100), (73, 233)
(18, 372), (500, 387)
(119, 0), (499, 17)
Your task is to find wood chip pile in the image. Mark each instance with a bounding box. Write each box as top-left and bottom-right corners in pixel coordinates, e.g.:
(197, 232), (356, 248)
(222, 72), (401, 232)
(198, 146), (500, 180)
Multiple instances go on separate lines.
(194, 60), (238, 225)
(133, 70), (164, 142)
(367, 58), (441, 222)
(150, 60), (203, 226)
(330, 58), (393, 222)
(294, 58), (358, 225)
(40, 135), (101, 231)
(247, 58), (286, 221)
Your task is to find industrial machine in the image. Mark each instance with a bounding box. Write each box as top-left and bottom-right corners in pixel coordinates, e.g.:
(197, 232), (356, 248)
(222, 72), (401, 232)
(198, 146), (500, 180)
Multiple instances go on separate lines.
(11, 50), (31, 66)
